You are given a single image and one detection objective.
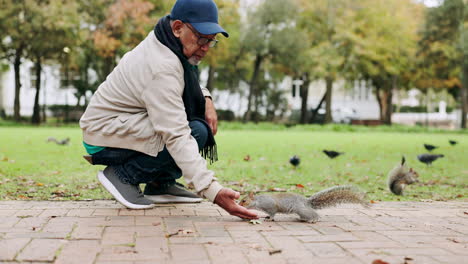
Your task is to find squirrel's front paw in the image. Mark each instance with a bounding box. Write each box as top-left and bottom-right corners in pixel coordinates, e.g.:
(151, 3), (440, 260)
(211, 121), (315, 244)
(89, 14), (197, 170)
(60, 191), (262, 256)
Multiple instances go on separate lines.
(301, 217), (319, 223)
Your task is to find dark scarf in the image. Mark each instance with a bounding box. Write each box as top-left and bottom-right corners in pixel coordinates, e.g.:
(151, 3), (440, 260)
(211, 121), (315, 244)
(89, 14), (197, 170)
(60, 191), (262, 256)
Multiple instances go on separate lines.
(154, 15), (217, 163)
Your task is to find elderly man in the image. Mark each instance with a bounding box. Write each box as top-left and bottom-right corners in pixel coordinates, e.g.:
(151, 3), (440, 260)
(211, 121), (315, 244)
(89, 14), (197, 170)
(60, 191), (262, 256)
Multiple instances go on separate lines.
(80, 0), (258, 220)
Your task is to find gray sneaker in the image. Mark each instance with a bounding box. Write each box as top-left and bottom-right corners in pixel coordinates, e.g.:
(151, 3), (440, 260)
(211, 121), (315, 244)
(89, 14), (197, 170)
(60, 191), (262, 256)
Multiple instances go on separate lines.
(97, 167), (155, 209)
(143, 182), (203, 203)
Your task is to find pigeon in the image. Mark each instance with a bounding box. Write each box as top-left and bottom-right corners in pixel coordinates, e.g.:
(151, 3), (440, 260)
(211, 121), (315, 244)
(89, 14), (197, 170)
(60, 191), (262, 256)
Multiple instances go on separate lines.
(417, 154), (444, 166)
(449, 140), (458, 146)
(323, 150), (344, 159)
(47, 137), (70, 145)
(57, 137), (70, 145)
(423, 144), (438, 152)
(289, 155), (300, 168)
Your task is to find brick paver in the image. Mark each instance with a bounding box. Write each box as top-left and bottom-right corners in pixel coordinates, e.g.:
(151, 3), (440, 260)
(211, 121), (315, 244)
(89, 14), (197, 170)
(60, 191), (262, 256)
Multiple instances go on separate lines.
(0, 200), (466, 264)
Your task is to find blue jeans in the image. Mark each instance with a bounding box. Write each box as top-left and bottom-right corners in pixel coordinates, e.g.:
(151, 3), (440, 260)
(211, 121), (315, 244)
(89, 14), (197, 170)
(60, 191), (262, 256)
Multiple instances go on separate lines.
(91, 120), (208, 185)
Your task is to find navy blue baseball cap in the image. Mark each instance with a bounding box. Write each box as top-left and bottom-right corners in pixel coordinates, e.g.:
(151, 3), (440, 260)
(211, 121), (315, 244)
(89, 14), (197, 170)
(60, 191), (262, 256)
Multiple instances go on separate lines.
(170, 0), (229, 37)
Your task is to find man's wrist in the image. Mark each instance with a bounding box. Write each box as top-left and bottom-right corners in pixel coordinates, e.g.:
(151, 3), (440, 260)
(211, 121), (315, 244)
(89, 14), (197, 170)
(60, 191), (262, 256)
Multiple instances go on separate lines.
(199, 181), (223, 202)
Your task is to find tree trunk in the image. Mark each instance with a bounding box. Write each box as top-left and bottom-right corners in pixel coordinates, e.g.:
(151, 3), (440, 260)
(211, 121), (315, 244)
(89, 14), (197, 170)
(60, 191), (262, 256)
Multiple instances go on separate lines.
(244, 54), (263, 122)
(299, 73), (310, 124)
(206, 65), (215, 92)
(375, 85), (383, 121)
(310, 91), (327, 124)
(324, 76), (333, 123)
(31, 57), (42, 125)
(385, 76), (397, 125)
(461, 51), (468, 129)
(13, 49), (22, 121)
(376, 84), (393, 125)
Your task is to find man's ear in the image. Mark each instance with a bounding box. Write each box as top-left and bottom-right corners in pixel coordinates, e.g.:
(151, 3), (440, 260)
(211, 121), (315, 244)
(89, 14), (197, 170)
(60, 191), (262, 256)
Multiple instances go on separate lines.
(172, 20), (184, 37)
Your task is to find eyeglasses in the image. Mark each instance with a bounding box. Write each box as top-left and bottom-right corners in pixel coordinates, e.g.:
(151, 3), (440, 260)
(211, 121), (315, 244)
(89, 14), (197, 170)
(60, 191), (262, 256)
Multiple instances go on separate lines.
(185, 23), (218, 48)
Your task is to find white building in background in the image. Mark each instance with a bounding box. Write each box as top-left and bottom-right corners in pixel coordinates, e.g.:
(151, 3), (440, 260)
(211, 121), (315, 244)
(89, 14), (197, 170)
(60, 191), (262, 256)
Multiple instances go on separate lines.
(207, 75), (380, 123)
(0, 61), (459, 128)
(0, 61), (78, 117)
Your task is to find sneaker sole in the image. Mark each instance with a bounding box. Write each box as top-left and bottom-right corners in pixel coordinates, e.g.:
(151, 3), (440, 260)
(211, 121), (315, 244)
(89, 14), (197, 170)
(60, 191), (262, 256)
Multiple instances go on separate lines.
(145, 194), (203, 204)
(97, 171), (155, 210)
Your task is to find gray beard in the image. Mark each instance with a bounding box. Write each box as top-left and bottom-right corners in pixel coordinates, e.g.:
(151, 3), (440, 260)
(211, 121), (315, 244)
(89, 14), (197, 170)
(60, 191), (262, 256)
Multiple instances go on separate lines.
(188, 56), (201, 65)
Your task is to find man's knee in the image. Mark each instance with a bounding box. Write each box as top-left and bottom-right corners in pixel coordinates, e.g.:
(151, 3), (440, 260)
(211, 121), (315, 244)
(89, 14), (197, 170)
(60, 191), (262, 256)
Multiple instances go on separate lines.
(189, 120), (208, 150)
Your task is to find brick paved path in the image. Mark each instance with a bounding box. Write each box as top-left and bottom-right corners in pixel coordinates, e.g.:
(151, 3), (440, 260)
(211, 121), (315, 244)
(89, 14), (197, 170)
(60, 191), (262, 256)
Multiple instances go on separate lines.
(0, 200), (466, 264)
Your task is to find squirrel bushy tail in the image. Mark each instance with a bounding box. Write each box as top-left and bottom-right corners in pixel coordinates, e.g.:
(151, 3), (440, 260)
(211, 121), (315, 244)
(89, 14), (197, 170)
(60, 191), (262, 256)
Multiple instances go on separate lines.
(307, 185), (368, 209)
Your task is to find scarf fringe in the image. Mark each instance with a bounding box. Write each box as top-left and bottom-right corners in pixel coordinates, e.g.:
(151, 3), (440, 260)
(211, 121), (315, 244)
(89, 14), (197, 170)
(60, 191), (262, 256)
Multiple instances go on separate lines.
(201, 144), (218, 164)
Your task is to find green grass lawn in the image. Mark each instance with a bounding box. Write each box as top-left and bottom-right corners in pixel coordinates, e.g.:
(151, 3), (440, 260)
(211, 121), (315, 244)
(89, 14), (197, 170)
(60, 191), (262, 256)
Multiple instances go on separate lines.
(0, 124), (467, 202)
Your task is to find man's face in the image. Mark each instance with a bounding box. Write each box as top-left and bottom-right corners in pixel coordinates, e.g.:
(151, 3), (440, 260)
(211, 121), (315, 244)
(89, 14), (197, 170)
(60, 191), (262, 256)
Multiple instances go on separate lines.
(173, 21), (216, 65)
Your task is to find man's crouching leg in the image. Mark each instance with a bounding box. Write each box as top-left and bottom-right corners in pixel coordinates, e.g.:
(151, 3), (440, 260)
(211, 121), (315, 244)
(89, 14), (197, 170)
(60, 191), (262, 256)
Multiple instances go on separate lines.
(143, 120), (208, 203)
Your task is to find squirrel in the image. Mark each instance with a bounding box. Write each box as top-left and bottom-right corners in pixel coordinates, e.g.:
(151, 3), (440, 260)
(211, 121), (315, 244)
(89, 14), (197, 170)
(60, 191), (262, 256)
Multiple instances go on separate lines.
(240, 185), (369, 223)
(387, 156), (419, 195)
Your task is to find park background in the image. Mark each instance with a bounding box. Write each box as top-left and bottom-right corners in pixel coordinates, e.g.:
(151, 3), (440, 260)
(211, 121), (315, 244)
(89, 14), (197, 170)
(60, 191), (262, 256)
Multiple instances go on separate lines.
(0, 0), (467, 203)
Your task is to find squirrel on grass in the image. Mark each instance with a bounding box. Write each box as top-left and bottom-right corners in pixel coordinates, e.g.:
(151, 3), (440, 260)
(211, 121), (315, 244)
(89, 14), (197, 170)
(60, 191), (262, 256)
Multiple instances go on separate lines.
(387, 156), (419, 195)
(240, 185), (369, 223)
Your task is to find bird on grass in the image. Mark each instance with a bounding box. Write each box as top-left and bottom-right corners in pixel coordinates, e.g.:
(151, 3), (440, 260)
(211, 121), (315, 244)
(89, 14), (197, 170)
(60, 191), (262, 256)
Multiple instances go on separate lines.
(47, 137), (70, 145)
(289, 155), (300, 168)
(423, 144), (438, 152)
(449, 140), (458, 146)
(417, 154), (444, 166)
(323, 150), (344, 159)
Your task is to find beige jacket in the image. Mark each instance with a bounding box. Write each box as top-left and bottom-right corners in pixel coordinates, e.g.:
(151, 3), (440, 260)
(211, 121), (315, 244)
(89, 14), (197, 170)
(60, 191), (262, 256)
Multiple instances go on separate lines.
(79, 32), (223, 202)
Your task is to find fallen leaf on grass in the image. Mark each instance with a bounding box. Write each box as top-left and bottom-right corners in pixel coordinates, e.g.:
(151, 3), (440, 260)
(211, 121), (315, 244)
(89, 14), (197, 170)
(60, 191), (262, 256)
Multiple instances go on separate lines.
(455, 194), (463, 198)
(243, 155), (251, 161)
(295, 184), (304, 189)
(51, 190), (70, 197)
(268, 249), (282, 255)
(36, 182), (44, 186)
(1, 156), (8, 161)
(370, 200), (378, 204)
(83, 183), (99, 190)
(268, 187), (286, 192)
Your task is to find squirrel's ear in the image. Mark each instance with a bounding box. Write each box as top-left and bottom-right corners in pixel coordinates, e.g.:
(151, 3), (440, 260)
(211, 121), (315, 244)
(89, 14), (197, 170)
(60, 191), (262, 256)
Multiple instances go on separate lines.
(409, 168), (413, 172)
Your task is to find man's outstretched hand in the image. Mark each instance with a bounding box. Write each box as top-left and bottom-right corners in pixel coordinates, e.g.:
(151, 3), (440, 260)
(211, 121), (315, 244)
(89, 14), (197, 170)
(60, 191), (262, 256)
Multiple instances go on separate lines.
(214, 188), (258, 219)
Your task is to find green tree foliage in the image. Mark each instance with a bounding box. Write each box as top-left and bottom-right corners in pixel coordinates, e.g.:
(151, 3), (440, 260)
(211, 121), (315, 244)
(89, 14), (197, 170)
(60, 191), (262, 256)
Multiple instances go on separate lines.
(343, 0), (424, 124)
(295, 0), (362, 124)
(202, 0), (247, 93)
(417, 0), (467, 128)
(24, 0), (80, 124)
(241, 0), (304, 122)
(91, 0), (154, 80)
(0, 0), (35, 121)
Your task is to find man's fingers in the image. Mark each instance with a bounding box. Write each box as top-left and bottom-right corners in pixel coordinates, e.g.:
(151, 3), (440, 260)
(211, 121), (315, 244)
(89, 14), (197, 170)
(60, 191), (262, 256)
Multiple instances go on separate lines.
(212, 122), (217, 135)
(232, 205), (258, 219)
